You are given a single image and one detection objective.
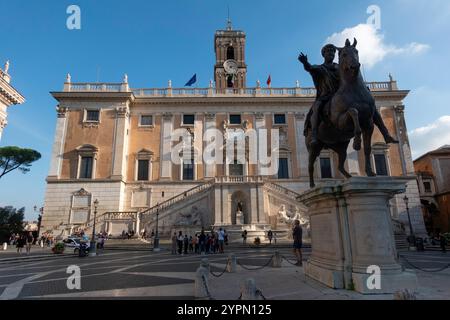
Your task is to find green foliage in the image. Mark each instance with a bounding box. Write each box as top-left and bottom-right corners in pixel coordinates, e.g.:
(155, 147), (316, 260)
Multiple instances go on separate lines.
(52, 242), (65, 254)
(0, 146), (41, 179)
(0, 206), (25, 242)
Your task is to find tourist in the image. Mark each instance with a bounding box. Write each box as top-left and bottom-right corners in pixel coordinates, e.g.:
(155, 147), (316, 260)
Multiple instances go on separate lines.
(199, 230), (206, 254)
(267, 230), (273, 245)
(218, 228), (225, 253)
(16, 233), (25, 253)
(183, 235), (189, 255)
(25, 231), (33, 255)
(242, 230), (247, 245)
(171, 232), (177, 254)
(177, 231), (183, 254)
(293, 220), (303, 266)
(224, 230), (229, 245)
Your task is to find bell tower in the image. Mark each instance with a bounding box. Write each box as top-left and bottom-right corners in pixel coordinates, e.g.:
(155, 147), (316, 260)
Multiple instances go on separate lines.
(214, 19), (247, 90)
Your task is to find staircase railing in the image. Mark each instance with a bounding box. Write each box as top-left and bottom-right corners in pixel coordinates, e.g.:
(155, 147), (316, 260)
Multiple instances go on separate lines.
(264, 181), (302, 200)
(140, 179), (215, 220)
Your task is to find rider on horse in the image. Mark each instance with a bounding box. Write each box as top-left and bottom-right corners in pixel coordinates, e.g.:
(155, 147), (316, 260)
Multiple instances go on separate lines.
(299, 44), (339, 146)
(299, 44), (398, 146)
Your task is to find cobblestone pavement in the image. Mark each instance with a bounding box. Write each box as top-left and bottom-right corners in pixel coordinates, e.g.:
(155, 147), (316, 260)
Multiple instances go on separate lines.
(0, 247), (449, 300)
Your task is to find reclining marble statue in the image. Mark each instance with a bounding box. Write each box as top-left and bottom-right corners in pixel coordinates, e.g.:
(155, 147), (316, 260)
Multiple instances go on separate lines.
(299, 39), (398, 188)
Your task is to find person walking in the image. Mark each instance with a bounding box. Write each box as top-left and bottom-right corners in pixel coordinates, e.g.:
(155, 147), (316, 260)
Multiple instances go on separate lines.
(267, 230), (273, 245)
(199, 230), (206, 255)
(16, 234), (25, 254)
(183, 235), (189, 255)
(218, 228), (225, 253)
(177, 231), (184, 255)
(25, 231), (34, 255)
(293, 220), (303, 266)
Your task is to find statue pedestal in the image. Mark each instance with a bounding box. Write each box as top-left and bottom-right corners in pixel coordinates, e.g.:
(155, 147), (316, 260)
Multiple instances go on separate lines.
(297, 177), (417, 294)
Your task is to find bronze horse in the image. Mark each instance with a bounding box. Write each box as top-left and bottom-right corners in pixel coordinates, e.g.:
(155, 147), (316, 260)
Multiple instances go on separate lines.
(306, 38), (395, 188)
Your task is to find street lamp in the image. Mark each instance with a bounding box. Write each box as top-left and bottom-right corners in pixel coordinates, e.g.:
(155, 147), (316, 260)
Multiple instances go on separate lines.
(153, 202), (160, 251)
(90, 199), (99, 256)
(403, 196), (417, 251)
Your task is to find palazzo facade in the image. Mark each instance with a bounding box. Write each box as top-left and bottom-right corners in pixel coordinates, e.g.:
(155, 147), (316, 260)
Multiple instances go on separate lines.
(41, 23), (427, 240)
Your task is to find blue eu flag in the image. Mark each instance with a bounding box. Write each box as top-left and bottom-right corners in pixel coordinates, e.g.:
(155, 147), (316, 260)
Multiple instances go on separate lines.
(184, 74), (197, 86)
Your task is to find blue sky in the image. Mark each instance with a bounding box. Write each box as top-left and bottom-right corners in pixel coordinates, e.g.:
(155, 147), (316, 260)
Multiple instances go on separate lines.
(1, 0), (449, 220)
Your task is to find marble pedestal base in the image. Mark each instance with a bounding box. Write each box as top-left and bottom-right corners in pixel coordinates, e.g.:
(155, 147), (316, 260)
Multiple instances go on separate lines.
(298, 177), (417, 294)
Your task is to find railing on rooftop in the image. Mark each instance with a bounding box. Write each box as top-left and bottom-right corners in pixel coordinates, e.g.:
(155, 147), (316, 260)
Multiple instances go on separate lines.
(62, 80), (398, 97)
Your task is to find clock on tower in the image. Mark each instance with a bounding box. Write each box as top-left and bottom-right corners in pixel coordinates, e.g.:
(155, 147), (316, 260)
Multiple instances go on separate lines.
(214, 20), (247, 91)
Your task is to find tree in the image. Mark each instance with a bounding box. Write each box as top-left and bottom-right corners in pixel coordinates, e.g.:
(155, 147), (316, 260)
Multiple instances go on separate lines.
(0, 206), (25, 243)
(0, 146), (41, 179)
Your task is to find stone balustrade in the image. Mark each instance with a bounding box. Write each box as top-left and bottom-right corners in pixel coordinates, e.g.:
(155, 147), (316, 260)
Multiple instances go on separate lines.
(63, 81), (398, 96)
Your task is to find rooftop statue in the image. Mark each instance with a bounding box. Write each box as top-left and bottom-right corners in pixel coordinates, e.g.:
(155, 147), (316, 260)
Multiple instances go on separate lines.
(299, 39), (399, 188)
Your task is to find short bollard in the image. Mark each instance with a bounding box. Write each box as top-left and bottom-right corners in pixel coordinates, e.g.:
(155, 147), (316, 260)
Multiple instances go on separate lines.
(240, 278), (258, 300)
(195, 259), (211, 299)
(271, 251), (282, 268)
(227, 254), (237, 273)
(2, 242), (7, 251)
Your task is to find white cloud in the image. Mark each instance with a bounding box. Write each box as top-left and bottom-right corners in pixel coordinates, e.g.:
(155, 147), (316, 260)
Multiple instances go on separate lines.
(325, 24), (430, 68)
(409, 116), (450, 158)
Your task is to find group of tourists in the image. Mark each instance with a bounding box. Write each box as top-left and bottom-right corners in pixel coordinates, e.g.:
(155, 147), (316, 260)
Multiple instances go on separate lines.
(171, 228), (228, 255)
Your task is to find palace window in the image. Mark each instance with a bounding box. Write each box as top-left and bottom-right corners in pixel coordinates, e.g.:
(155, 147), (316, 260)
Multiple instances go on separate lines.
(85, 110), (100, 122)
(137, 160), (149, 181)
(182, 114), (195, 126)
(139, 115), (153, 127)
(76, 144), (98, 179)
(227, 46), (235, 60)
(374, 154), (388, 176)
(229, 114), (241, 125)
(182, 158), (194, 181)
(135, 149), (153, 181)
(278, 158), (289, 179)
(274, 114), (287, 125)
(423, 181), (432, 193)
(229, 160), (244, 176)
(320, 157), (332, 179)
(79, 156), (93, 179)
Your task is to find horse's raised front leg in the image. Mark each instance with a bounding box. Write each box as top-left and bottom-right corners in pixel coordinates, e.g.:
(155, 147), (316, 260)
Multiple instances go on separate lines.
(347, 108), (362, 151)
(363, 125), (376, 177)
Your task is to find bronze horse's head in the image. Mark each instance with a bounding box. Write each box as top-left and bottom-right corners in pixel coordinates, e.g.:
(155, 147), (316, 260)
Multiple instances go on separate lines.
(337, 38), (361, 79)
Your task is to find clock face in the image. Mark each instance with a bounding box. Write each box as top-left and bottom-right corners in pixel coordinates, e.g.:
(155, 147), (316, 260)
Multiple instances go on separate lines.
(223, 59), (238, 74)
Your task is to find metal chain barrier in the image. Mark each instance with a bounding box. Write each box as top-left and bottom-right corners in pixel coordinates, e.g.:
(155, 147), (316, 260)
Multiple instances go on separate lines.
(255, 289), (267, 300)
(400, 255), (450, 273)
(201, 273), (214, 300)
(210, 263), (229, 278)
(237, 255), (274, 271)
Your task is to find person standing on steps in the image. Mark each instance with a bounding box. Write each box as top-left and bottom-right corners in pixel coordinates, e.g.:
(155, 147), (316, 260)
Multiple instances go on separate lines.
(242, 229), (247, 245)
(267, 230), (273, 245)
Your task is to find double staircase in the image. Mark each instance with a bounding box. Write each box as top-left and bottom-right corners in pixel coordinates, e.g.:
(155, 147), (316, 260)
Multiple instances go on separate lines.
(139, 179), (215, 235)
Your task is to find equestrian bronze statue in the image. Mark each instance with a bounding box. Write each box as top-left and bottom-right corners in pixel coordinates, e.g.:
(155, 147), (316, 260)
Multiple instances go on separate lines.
(299, 38), (398, 188)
